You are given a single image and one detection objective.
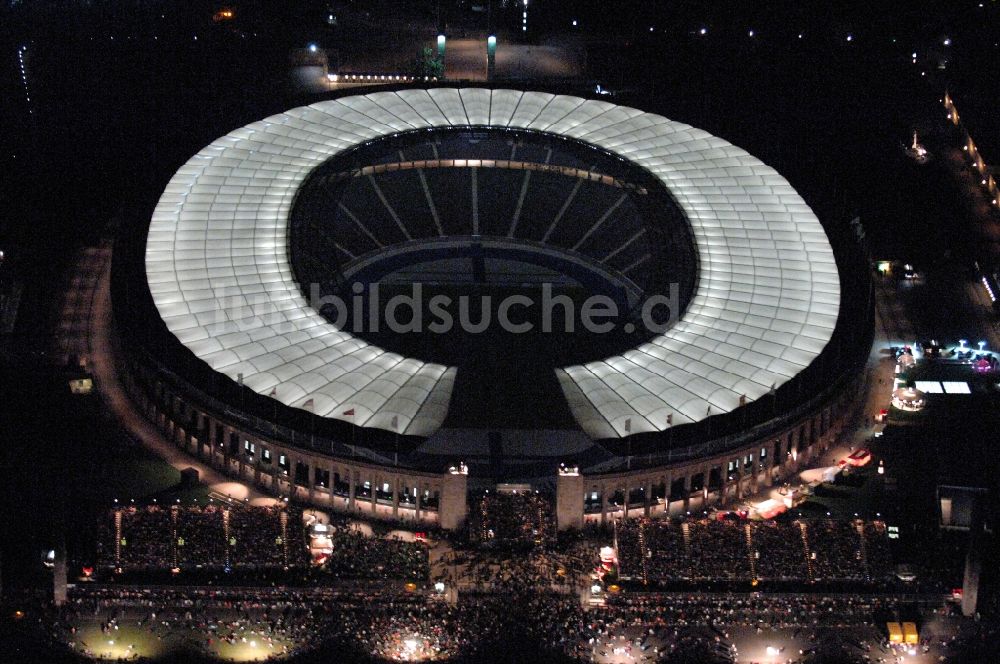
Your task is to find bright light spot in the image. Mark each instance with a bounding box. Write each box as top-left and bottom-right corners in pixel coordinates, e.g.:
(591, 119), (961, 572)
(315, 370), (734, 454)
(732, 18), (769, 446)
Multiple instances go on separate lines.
(572, 19), (577, 27)
(943, 37), (952, 46)
(748, 29), (755, 37)
(846, 34), (853, 42)
(308, 43), (318, 52)
(699, 27), (707, 35)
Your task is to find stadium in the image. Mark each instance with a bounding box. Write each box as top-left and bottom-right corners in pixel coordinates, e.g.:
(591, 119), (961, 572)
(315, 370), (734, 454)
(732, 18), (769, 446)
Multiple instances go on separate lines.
(111, 86), (873, 530)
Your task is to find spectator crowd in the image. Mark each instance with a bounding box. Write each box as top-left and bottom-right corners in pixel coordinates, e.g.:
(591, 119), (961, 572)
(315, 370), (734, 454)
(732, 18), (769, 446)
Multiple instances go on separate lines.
(617, 517), (894, 586)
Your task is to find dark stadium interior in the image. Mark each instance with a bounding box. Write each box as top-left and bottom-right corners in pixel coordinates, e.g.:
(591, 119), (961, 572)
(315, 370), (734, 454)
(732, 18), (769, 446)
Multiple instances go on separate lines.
(290, 127), (697, 430)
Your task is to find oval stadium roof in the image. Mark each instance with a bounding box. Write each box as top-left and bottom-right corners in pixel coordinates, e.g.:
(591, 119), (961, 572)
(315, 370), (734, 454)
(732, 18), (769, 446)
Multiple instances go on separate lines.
(146, 88), (840, 439)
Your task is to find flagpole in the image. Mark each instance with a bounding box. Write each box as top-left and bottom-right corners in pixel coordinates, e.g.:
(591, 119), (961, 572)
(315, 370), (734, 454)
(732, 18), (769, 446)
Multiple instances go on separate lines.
(624, 417), (632, 470)
(348, 409), (356, 460)
(392, 415), (400, 467)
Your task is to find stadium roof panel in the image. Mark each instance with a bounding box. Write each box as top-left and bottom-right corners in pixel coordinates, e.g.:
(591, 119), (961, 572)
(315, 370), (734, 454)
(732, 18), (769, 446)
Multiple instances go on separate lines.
(146, 88), (839, 439)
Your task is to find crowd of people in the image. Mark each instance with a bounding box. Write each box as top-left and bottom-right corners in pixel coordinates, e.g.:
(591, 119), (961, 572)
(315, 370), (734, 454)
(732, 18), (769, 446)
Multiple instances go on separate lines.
(318, 523), (430, 582)
(228, 504), (304, 569)
(39, 496), (983, 663)
(617, 517), (894, 586)
(807, 519), (867, 582)
(95, 503), (308, 572)
(31, 564), (983, 664)
(471, 491), (556, 549)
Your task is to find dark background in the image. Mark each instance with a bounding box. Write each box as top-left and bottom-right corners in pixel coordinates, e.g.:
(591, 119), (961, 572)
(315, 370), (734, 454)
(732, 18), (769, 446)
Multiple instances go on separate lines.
(1, 1), (999, 660)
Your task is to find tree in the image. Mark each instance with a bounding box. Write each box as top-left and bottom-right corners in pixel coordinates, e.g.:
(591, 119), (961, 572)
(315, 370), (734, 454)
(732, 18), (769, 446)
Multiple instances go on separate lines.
(415, 47), (444, 79)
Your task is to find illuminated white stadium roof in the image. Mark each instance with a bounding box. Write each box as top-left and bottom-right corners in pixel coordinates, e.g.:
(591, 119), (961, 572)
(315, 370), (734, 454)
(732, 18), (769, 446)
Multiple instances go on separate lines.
(146, 88), (840, 439)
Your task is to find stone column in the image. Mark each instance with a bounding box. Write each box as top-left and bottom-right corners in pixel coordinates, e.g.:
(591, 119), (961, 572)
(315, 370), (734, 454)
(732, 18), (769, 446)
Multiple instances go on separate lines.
(329, 463), (337, 505)
(306, 461), (315, 503)
(439, 473), (468, 531)
(600, 483), (610, 524)
(555, 472), (584, 531)
(664, 473), (673, 516)
(392, 476), (400, 519)
(222, 427), (231, 470)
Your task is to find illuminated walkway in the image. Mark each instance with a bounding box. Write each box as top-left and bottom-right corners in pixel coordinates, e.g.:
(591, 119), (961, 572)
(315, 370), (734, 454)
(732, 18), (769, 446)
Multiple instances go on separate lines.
(80, 244), (277, 506)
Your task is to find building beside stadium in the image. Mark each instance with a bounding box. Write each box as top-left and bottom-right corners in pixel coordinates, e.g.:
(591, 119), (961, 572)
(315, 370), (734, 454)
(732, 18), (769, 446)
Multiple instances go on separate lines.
(111, 87), (872, 530)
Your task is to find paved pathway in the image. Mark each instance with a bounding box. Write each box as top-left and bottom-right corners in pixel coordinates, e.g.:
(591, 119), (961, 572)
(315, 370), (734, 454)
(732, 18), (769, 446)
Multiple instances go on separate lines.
(80, 244), (276, 506)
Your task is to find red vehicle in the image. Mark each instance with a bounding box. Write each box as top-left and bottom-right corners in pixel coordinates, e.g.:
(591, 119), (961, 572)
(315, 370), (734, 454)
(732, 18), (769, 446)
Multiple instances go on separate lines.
(839, 449), (871, 468)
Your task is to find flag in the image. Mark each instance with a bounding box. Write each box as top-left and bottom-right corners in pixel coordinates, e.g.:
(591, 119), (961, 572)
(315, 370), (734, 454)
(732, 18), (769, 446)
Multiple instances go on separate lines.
(342, 408), (355, 416)
(623, 417), (631, 433)
(706, 404), (712, 416)
(268, 387), (277, 397)
(303, 398), (314, 411)
(666, 413), (672, 426)
(391, 415), (399, 430)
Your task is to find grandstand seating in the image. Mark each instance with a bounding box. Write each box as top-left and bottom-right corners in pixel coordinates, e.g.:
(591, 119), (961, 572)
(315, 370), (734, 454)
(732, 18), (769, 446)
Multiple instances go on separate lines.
(618, 518), (893, 585)
(318, 135), (659, 294)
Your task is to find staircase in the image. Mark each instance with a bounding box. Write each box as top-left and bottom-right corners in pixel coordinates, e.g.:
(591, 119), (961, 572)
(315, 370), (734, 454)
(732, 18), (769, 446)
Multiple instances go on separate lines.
(170, 505), (179, 570)
(113, 508), (123, 569)
(681, 522), (693, 579)
(745, 524), (757, 583)
(638, 521), (650, 586)
(799, 522), (815, 583)
(855, 520), (870, 582)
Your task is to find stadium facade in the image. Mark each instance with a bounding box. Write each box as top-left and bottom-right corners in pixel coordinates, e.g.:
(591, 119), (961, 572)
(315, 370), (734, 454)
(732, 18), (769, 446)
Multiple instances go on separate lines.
(112, 87), (872, 530)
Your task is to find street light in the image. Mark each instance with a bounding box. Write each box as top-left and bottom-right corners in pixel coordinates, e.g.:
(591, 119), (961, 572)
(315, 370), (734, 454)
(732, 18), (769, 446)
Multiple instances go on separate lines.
(978, 341), (986, 351)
